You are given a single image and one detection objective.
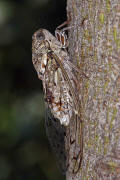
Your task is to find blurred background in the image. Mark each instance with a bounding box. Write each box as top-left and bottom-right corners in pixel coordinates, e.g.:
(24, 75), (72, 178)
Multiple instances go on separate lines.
(0, 0), (66, 179)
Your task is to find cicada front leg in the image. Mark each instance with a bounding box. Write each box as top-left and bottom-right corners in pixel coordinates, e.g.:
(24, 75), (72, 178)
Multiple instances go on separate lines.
(55, 20), (73, 49)
(55, 29), (69, 49)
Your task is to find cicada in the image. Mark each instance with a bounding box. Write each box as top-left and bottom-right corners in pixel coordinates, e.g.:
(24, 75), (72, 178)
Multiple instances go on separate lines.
(32, 28), (80, 126)
(32, 26), (84, 174)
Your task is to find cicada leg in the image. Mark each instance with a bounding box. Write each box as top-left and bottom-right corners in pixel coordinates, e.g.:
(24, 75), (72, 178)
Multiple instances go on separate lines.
(55, 20), (73, 49)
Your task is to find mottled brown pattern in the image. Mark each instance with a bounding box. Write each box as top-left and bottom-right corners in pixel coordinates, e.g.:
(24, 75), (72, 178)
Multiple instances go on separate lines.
(32, 28), (79, 126)
(32, 28), (83, 174)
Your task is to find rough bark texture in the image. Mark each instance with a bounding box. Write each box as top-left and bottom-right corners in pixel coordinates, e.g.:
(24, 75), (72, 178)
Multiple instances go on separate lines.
(66, 0), (120, 179)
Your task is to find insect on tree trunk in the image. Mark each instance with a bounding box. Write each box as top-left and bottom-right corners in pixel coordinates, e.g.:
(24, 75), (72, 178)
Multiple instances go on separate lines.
(66, 0), (120, 179)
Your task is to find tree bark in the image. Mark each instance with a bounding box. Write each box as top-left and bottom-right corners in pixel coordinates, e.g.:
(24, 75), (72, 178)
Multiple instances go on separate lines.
(66, 0), (120, 179)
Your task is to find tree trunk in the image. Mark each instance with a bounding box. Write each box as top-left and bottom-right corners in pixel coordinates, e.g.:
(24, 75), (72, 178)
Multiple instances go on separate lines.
(66, 0), (120, 179)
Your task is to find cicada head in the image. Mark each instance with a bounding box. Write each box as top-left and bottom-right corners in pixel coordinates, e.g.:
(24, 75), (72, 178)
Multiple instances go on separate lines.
(32, 29), (51, 55)
(32, 29), (51, 80)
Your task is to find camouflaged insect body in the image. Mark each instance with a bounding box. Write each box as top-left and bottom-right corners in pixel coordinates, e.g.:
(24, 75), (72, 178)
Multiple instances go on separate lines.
(32, 29), (76, 126)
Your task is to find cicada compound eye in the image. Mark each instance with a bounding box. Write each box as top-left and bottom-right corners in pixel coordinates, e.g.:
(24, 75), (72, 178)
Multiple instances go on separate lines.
(36, 30), (45, 41)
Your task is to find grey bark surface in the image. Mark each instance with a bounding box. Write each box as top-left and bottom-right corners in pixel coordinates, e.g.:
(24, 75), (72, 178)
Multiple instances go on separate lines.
(66, 0), (120, 179)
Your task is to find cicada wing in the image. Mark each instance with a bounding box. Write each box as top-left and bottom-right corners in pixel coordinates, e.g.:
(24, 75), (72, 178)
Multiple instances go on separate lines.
(44, 53), (72, 174)
(45, 106), (66, 175)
